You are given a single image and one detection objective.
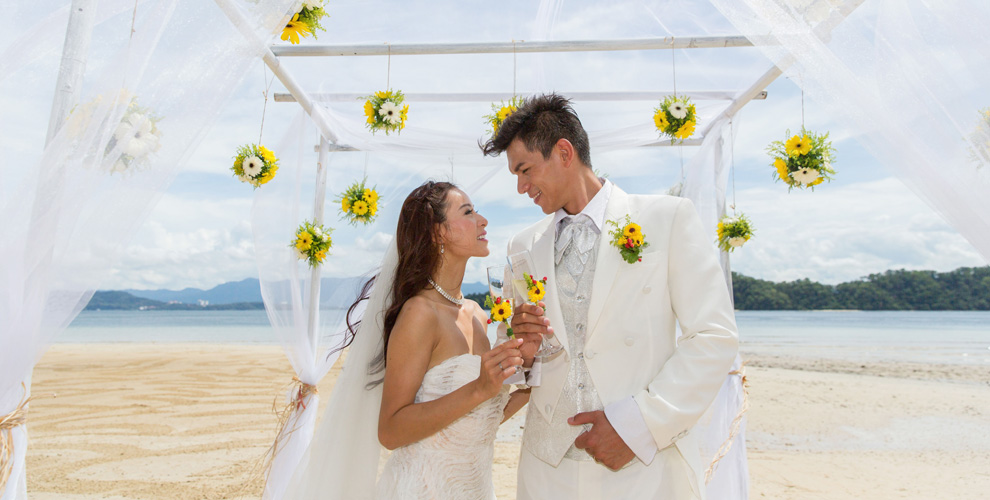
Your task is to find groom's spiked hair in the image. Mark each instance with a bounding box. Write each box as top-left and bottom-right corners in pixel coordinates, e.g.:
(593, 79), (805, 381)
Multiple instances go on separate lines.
(480, 93), (592, 167)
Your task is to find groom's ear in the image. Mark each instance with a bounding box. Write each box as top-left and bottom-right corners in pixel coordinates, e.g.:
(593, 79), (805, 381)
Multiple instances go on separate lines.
(555, 138), (575, 169)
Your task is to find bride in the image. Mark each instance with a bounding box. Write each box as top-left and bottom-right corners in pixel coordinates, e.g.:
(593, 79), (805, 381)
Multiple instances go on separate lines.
(285, 180), (531, 499)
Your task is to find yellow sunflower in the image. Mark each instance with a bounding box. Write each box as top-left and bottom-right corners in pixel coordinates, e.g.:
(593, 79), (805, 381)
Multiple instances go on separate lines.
(785, 134), (812, 157)
(352, 200), (369, 216)
(527, 280), (545, 303)
(342, 198), (351, 213)
(399, 104), (409, 130)
(375, 90), (392, 100)
(674, 120), (696, 140)
(774, 158), (790, 180)
(491, 300), (512, 322)
(258, 145), (277, 164)
(314, 249), (327, 263)
(280, 14), (311, 45)
(295, 231), (313, 251)
(623, 223), (642, 238)
(653, 110), (669, 131)
(368, 201), (378, 216)
(364, 100), (376, 124)
(362, 188), (379, 203)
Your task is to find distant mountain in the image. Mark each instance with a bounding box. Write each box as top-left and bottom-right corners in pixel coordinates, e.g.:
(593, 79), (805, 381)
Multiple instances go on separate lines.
(124, 278), (490, 305)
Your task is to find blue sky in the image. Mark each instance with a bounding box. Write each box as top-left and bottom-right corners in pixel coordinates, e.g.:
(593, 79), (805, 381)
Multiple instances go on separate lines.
(4, 0), (986, 291)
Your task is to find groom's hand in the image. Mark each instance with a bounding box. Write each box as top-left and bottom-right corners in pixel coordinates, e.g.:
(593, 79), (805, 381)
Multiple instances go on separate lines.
(510, 301), (552, 367)
(570, 411), (635, 471)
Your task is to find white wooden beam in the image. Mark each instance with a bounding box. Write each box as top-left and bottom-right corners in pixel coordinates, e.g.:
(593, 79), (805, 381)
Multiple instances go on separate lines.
(275, 90), (766, 103)
(271, 36), (756, 57)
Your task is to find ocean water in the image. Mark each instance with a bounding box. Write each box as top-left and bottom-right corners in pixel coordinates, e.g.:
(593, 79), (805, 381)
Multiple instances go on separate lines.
(64, 310), (990, 365)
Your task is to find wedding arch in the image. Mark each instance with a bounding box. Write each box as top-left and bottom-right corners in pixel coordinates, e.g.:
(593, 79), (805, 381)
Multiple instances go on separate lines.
(2, 1), (988, 499)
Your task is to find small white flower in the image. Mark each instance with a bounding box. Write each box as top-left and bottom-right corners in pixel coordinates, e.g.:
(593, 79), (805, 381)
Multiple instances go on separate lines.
(238, 174), (251, 183)
(313, 227), (323, 239)
(379, 101), (402, 124)
(242, 155), (264, 178)
(728, 237), (747, 248)
(791, 167), (820, 185)
(114, 114), (159, 158)
(302, 0), (323, 9)
(669, 102), (687, 119)
(723, 217), (739, 225)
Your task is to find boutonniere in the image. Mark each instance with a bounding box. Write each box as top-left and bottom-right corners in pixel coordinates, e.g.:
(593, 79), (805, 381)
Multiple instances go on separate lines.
(523, 274), (548, 303)
(607, 215), (649, 263)
(484, 295), (513, 337)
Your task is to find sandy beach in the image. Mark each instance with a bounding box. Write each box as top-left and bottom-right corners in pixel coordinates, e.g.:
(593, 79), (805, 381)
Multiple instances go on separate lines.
(23, 344), (990, 499)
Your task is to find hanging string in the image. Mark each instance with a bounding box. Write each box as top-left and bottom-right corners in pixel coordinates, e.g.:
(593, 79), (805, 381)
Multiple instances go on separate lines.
(671, 38), (685, 180)
(363, 152), (369, 179)
(386, 43), (391, 90)
(129, 0), (139, 41)
(801, 88), (806, 131)
(730, 118), (737, 214)
(258, 63), (276, 145)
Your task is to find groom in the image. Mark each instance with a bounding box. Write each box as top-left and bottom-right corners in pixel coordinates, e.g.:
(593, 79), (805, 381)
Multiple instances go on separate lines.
(481, 93), (738, 499)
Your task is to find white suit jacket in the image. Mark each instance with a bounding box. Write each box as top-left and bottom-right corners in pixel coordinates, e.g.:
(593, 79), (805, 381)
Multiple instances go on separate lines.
(507, 186), (738, 496)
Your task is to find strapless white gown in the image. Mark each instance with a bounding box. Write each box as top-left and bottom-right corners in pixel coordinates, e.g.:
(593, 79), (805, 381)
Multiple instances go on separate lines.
(375, 353), (510, 500)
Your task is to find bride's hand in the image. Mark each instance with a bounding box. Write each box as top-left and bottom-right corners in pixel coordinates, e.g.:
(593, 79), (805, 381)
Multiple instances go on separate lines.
(474, 338), (524, 400)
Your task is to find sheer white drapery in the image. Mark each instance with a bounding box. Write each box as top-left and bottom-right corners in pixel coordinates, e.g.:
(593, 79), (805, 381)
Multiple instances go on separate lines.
(711, 0), (990, 263)
(0, 1), (296, 498)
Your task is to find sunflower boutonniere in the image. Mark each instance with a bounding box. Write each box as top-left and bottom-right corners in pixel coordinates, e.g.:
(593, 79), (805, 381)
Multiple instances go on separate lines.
(606, 215), (649, 263)
(484, 295), (513, 337)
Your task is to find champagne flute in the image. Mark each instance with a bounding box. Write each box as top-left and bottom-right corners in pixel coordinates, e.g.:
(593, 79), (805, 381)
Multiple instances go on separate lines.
(507, 250), (563, 358)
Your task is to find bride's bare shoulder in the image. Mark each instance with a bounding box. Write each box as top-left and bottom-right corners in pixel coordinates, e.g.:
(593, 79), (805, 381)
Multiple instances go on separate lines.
(390, 294), (441, 340)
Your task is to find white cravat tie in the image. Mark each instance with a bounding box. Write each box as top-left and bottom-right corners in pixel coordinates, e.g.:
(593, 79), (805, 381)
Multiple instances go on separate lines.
(554, 214), (597, 271)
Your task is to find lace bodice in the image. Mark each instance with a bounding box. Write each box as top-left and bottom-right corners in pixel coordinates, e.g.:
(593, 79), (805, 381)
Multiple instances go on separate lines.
(375, 354), (510, 500)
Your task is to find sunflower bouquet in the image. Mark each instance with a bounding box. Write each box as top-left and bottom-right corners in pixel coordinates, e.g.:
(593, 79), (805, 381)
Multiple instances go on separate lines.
(363, 90), (408, 135)
(231, 143), (278, 188)
(767, 129), (836, 190)
(484, 96), (525, 137)
(484, 295), (514, 337)
(292, 221), (333, 267)
(717, 213), (754, 252)
(653, 95), (697, 144)
(280, 0), (329, 44)
(337, 179), (379, 225)
(607, 216), (649, 264)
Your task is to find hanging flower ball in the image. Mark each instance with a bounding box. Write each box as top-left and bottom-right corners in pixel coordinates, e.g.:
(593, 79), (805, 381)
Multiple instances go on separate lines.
(363, 90), (408, 135)
(292, 220), (333, 267)
(231, 143), (278, 188)
(654, 95), (698, 144)
(337, 178), (380, 226)
(280, 1), (329, 44)
(767, 129), (836, 191)
(484, 96), (525, 137)
(716, 213), (755, 252)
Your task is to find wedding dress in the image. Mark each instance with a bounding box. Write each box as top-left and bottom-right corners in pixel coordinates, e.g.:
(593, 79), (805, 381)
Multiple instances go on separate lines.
(375, 353), (510, 500)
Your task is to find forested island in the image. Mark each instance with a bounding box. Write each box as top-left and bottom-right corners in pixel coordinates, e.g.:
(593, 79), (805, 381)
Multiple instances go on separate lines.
(87, 266), (989, 311)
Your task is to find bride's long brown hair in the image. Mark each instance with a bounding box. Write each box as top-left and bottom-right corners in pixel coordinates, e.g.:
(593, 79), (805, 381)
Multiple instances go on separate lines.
(340, 181), (456, 376)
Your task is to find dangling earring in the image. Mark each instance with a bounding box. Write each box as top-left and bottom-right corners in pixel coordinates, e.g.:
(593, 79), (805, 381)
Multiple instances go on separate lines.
(440, 243), (445, 254)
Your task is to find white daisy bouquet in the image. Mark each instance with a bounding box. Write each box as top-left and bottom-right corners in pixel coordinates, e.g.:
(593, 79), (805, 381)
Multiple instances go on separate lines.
(280, 0), (329, 44)
(653, 95), (697, 144)
(337, 178), (380, 226)
(483, 96), (524, 137)
(231, 143), (278, 188)
(70, 91), (163, 176)
(292, 220), (333, 267)
(716, 213), (754, 252)
(767, 129), (836, 190)
(363, 90), (408, 135)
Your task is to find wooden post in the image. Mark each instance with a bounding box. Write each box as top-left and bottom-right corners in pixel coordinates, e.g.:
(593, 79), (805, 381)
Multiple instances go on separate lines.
(46, 0), (97, 145)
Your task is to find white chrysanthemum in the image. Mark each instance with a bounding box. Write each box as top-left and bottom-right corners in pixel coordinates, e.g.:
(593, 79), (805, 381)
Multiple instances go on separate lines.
(114, 114), (159, 158)
(242, 155), (264, 178)
(238, 174), (251, 183)
(313, 227), (323, 239)
(728, 237), (747, 248)
(723, 217), (739, 225)
(302, 0), (323, 9)
(669, 102), (687, 119)
(791, 167), (820, 185)
(379, 101), (402, 124)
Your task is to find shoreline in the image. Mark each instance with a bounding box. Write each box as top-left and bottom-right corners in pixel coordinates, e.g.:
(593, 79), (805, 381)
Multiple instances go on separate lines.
(24, 343), (990, 499)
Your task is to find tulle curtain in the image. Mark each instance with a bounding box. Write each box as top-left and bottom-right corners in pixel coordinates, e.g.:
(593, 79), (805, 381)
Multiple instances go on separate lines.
(0, 1), (295, 498)
(710, 0), (990, 263)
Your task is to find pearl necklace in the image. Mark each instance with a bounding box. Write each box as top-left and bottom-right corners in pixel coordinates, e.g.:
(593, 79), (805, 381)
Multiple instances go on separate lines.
(427, 278), (464, 306)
